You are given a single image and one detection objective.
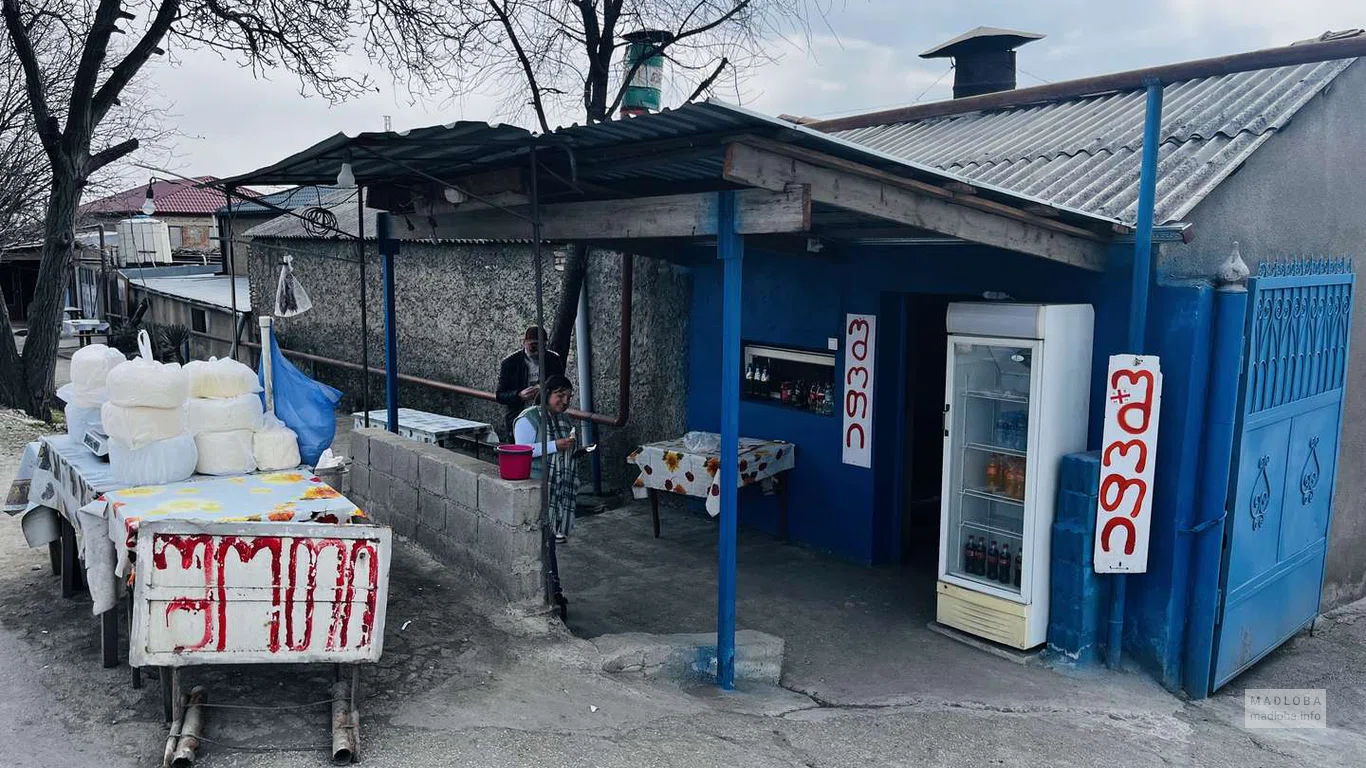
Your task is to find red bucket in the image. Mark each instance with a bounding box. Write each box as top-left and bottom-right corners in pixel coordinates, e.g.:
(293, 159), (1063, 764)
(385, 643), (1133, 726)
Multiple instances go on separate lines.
(496, 444), (534, 480)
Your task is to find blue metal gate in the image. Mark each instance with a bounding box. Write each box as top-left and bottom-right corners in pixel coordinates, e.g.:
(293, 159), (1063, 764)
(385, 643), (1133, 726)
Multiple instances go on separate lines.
(1212, 259), (1354, 691)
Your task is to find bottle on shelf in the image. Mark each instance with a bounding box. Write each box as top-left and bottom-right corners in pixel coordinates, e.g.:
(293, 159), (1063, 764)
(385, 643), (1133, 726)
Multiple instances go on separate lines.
(744, 363), (755, 395)
(963, 536), (975, 574)
(971, 536), (983, 575)
(1014, 551), (1023, 588)
(985, 455), (1001, 493)
(998, 544), (1012, 585)
(1005, 458), (1024, 500)
(986, 540), (1000, 580)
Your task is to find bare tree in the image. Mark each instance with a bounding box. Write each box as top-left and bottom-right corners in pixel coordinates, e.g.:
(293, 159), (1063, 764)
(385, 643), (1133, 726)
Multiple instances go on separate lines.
(430, 0), (829, 356)
(0, 0), (470, 417)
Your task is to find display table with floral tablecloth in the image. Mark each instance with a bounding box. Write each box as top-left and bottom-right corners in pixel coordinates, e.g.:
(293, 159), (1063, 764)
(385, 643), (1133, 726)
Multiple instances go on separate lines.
(627, 437), (795, 537)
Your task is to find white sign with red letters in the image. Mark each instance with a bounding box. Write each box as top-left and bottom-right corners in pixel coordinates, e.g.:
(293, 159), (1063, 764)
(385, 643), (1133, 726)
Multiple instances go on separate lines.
(1094, 355), (1162, 573)
(842, 314), (876, 468)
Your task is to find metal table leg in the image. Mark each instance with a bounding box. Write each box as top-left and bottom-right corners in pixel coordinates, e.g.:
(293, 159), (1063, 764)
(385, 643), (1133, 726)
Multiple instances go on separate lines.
(48, 540), (61, 576)
(650, 489), (660, 538)
(59, 518), (78, 598)
(101, 608), (119, 668)
(779, 472), (790, 541)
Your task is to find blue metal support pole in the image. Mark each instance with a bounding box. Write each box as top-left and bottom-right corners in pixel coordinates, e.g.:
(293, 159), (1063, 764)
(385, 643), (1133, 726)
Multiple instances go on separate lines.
(1182, 279), (1247, 697)
(377, 212), (400, 434)
(1109, 79), (1164, 670)
(716, 190), (742, 690)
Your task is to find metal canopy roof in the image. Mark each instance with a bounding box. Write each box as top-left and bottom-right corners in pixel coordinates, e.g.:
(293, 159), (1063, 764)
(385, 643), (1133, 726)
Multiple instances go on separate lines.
(218, 100), (1124, 233)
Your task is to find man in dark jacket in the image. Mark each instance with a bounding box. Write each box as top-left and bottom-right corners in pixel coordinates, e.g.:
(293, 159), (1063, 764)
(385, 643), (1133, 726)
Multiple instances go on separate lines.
(496, 325), (566, 441)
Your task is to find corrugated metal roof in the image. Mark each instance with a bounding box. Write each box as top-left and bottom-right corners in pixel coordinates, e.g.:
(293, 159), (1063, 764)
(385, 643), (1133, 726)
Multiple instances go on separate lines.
(122, 273), (251, 312)
(220, 100), (1123, 231)
(832, 60), (1353, 224)
(223, 185), (354, 216)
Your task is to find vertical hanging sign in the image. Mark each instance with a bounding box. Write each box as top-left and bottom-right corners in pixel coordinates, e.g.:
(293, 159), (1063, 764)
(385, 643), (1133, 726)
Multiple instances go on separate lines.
(1094, 354), (1162, 573)
(842, 314), (876, 467)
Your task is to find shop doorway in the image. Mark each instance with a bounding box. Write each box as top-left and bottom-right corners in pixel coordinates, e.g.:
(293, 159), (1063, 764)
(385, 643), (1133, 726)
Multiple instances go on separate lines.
(898, 293), (973, 567)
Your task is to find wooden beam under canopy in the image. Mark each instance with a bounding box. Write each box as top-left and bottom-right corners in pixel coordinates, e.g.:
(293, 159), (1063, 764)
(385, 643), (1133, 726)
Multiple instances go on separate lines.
(415, 185), (810, 241)
(723, 141), (1108, 271)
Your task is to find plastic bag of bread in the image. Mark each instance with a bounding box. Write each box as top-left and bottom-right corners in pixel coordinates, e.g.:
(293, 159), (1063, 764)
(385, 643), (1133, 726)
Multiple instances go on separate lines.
(253, 415), (301, 472)
(108, 433), (198, 486)
(101, 402), (188, 449)
(68, 345), (126, 406)
(64, 403), (102, 440)
(185, 357), (262, 400)
(194, 429), (258, 476)
(187, 394), (264, 435)
(105, 330), (188, 408)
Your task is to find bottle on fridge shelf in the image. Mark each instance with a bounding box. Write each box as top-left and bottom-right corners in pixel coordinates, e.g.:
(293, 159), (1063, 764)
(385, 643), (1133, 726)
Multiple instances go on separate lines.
(986, 540), (1000, 580)
(1014, 551), (1023, 588)
(998, 544), (1012, 585)
(963, 536), (975, 574)
(971, 536), (984, 575)
(985, 455), (1001, 493)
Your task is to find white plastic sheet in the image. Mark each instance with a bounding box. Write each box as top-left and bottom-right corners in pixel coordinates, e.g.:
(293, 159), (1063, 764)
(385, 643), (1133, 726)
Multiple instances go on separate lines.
(109, 433), (198, 486)
(187, 394), (264, 435)
(64, 403), (102, 441)
(253, 416), (301, 471)
(100, 402), (187, 449)
(194, 429), (258, 476)
(106, 330), (188, 408)
(185, 357), (262, 399)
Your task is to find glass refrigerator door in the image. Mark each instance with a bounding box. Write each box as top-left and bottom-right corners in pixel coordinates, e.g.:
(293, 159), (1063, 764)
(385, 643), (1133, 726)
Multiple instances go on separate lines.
(943, 338), (1036, 598)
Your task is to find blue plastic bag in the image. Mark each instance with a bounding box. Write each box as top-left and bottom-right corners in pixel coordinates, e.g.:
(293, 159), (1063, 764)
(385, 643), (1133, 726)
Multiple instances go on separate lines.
(258, 328), (342, 466)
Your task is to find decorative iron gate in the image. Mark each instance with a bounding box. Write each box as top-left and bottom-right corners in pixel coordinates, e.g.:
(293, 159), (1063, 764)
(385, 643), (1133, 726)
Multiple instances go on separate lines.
(1212, 258), (1354, 691)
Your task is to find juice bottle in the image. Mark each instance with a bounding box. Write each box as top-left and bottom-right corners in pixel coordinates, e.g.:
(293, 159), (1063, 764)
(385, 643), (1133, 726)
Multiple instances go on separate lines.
(985, 455), (1000, 493)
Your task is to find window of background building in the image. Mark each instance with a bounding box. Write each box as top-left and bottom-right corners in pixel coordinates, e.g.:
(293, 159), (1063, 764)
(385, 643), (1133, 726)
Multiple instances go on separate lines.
(191, 308), (207, 334)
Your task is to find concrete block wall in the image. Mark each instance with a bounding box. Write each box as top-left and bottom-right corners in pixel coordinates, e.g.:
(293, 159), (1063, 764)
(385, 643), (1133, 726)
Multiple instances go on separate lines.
(349, 427), (543, 605)
(1047, 451), (1108, 666)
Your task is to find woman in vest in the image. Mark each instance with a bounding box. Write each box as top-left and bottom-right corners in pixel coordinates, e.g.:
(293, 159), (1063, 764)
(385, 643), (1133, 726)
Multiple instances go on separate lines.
(513, 374), (580, 541)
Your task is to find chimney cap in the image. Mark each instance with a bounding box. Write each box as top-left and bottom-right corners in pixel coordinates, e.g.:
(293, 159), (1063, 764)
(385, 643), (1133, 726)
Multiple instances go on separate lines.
(920, 26), (1045, 59)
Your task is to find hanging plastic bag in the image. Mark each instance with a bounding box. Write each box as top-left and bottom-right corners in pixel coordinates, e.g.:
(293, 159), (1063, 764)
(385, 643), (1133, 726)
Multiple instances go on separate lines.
(259, 327), (340, 466)
(275, 254), (313, 318)
(106, 330), (188, 408)
(185, 357), (262, 399)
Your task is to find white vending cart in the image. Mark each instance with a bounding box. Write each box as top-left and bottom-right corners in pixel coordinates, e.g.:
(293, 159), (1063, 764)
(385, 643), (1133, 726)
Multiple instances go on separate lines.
(937, 303), (1093, 649)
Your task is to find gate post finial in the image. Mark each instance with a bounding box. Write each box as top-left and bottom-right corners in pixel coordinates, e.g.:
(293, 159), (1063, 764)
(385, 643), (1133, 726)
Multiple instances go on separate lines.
(1217, 241), (1250, 288)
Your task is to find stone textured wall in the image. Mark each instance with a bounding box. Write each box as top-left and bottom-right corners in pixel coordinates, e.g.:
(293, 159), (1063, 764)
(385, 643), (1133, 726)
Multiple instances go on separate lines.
(247, 238), (691, 490)
(349, 428), (543, 604)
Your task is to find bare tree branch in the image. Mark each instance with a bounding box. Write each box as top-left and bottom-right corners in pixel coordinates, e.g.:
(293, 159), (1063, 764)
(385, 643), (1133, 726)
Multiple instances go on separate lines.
(87, 136), (139, 172)
(487, 0), (551, 133)
(1, 0), (60, 160)
(686, 56), (726, 102)
(91, 0), (179, 127)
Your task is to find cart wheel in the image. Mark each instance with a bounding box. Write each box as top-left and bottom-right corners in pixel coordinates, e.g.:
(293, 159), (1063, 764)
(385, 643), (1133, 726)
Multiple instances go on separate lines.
(159, 668), (173, 723)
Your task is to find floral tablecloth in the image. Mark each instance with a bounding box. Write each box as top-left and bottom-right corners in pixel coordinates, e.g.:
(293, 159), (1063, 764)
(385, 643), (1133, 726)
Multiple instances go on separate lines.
(627, 437), (795, 516)
(88, 471), (366, 584)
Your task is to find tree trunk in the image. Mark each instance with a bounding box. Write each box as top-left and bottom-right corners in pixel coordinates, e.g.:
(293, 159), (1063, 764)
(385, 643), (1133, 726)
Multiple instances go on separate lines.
(548, 243), (590, 359)
(12, 172), (82, 418)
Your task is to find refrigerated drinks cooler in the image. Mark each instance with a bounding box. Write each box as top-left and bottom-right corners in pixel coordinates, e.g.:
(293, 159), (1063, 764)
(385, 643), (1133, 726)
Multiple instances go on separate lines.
(936, 303), (1094, 649)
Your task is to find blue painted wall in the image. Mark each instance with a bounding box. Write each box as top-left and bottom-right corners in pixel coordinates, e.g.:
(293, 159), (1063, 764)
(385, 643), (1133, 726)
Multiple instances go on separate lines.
(685, 241), (1129, 563)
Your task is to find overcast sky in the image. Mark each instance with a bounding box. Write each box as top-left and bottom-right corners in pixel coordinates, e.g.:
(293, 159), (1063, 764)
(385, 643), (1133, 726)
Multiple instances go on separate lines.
(139, 0), (1364, 182)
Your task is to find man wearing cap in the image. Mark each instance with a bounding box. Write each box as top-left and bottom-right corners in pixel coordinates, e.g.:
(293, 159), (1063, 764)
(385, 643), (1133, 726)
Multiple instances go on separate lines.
(496, 325), (566, 441)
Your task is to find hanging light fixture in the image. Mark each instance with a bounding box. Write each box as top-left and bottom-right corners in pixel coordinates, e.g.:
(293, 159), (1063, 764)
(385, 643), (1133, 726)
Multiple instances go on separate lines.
(336, 155), (356, 188)
(141, 178), (156, 215)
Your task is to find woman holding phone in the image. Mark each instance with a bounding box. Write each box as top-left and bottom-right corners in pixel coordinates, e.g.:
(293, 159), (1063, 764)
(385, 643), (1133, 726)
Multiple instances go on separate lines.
(513, 374), (588, 541)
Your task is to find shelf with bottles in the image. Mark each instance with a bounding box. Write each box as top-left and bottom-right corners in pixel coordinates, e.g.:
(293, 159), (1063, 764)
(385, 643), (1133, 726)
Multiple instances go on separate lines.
(742, 342), (837, 416)
(963, 452), (1028, 502)
(954, 522), (1024, 591)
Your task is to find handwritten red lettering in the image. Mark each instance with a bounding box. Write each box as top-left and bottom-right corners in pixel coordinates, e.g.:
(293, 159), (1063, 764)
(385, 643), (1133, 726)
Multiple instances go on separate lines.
(848, 318), (870, 361)
(845, 423), (865, 450)
(845, 390), (868, 419)
(1110, 369), (1156, 434)
(1100, 475), (1147, 518)
(1102, 439), (1149, 473)
(846, 366), (869, 388)
(1099, 517), (1137, 555)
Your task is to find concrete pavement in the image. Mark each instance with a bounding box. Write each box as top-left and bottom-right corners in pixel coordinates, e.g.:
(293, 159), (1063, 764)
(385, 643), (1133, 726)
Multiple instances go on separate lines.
(1, 409), (1363, 767)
